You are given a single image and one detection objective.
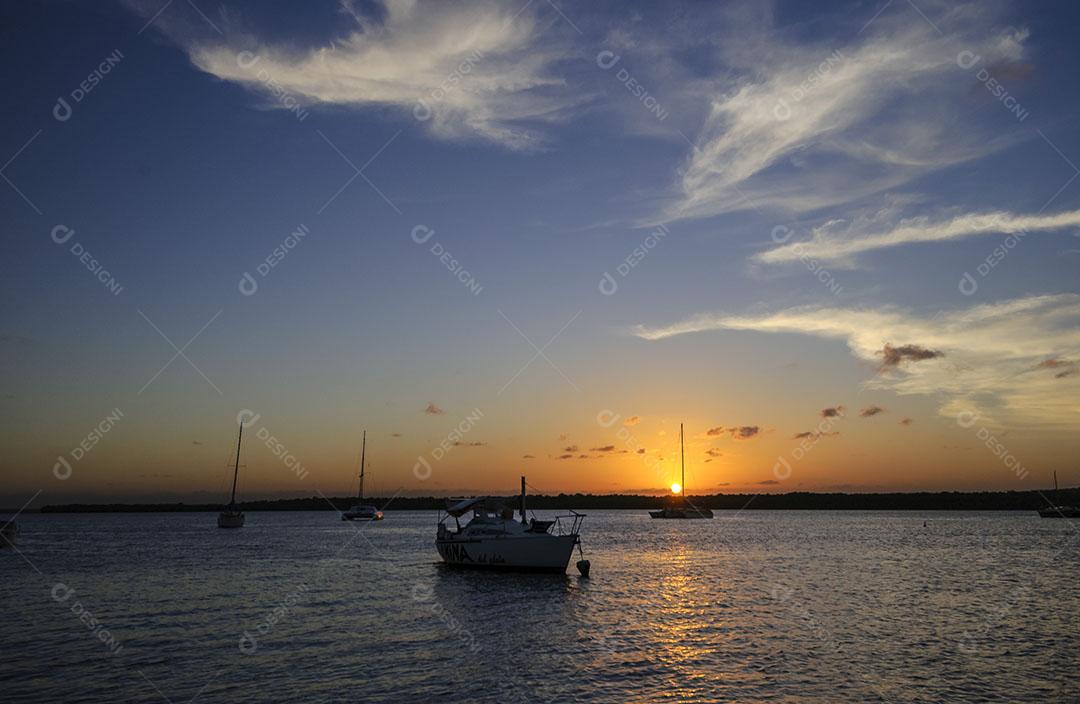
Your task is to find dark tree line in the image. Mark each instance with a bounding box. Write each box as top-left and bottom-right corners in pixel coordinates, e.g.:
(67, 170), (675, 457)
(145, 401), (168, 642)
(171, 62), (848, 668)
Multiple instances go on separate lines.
(39, 486), (1079, 513)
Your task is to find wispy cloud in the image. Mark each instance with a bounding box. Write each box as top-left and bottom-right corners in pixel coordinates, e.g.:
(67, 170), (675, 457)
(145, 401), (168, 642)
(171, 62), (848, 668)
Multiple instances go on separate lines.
(859, 405), (886, 417)
(757, 209), (1080, 265)
(178, 0), (581, 150)
(666, 7), (1027, 220)
(424, 402), (445, 415)
(633, 294), (1080, 427)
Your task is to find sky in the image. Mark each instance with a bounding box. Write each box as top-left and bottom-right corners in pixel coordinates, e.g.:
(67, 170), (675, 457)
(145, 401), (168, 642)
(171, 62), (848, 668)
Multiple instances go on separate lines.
(2, 0), (1079, 508)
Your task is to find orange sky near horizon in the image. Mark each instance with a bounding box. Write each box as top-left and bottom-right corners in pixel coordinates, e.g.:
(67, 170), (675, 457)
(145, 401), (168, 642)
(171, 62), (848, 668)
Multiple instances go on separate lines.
(6, 399), (1075, 508)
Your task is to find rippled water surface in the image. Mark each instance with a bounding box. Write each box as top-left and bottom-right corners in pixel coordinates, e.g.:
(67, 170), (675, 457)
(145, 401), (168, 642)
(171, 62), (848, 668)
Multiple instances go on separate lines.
(2, 510), (1078, 702)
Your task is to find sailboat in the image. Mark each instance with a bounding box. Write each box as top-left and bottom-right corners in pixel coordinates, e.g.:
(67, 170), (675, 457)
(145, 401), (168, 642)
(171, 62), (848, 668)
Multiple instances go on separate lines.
(649, 423), (714, 519)
(341, 430), (383, 521)
(436, 476), (589, 574)
(217, 422), (245, 528)
(1038, 471), (1079, 518)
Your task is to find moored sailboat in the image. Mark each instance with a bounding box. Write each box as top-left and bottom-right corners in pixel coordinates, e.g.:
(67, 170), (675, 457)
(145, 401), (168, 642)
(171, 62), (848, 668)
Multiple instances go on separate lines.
(650, 423), (714, 519)
(217, 422), (245, 528)
(436, 476), (589, 574)
(341, 430), (383, 521)
(1038, 471), (1080, 518)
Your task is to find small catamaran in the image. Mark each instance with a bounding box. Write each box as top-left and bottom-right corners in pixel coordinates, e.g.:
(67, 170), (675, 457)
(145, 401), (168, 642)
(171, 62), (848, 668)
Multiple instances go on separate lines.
(217, 422), (245, 528)
(341, 431), (383, 521)
(650, 423), (714, 519)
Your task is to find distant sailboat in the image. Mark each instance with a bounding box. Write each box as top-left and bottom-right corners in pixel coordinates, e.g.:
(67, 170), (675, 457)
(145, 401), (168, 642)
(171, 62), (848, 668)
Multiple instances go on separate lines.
(650, 423), (714, 519)
(1038, 471), (1080, 518)
(217, 422), (245, 528)
(341, 431), (383, 521)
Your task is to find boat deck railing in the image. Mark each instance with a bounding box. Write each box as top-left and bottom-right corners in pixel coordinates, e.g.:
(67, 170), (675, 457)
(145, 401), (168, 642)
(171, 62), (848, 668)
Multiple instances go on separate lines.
(550, 510), (586, 537)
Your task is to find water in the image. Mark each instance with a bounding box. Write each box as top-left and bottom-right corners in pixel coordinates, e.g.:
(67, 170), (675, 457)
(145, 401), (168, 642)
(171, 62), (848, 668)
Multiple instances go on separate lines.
(2, 511), (1077, 702)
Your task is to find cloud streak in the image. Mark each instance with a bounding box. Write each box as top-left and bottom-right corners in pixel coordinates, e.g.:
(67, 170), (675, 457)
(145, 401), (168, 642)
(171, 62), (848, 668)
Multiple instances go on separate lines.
(757, 209), (1080, 265)
(633, 294), (1080, 427)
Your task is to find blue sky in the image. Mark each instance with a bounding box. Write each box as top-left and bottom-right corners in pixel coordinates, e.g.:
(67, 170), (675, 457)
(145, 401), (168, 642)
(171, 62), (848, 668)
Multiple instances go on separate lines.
(3, 0), (1079, 506)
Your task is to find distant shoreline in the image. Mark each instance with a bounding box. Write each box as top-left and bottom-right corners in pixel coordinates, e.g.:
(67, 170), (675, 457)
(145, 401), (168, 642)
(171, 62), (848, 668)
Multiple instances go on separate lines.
(35, 487), (1078, 513)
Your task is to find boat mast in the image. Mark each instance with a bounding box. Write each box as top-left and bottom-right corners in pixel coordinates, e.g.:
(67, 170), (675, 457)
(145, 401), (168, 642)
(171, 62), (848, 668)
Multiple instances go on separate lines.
(680, 423), (685, 498)
(520, 475), (527, 524)
(229, 422), (242, 506)
(358, 430), (366, 501)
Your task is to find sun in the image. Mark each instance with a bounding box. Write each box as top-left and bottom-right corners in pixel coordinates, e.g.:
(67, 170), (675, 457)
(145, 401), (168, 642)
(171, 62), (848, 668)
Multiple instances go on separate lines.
(670, 483), (682, 495)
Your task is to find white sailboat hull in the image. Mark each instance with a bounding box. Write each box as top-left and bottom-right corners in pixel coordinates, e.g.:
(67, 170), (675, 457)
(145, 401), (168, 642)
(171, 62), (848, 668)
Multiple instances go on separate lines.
(436, 533), (578, 572)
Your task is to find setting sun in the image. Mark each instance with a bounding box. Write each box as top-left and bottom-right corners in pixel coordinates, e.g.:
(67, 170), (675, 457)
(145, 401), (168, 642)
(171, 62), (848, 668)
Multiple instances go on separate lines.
(670, 483), (682, 495)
